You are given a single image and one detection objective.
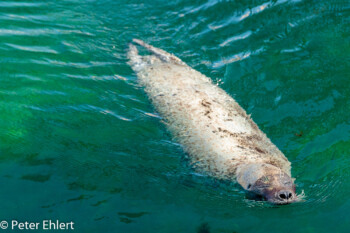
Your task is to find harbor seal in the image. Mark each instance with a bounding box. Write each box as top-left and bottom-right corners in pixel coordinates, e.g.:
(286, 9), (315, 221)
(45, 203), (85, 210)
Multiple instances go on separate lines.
(127, 39), (297, 204)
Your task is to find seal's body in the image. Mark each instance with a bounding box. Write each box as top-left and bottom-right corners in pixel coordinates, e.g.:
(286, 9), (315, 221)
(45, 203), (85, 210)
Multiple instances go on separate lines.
(128, 39), (297, 204)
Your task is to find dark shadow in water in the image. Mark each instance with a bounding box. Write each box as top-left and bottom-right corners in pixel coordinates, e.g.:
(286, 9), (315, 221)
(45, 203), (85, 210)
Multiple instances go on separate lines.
(197, 223), (210, 233)
(197, 222), (238, 233)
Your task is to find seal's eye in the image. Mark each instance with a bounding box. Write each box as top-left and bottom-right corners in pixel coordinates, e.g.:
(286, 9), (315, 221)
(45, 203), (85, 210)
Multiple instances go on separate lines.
(258, 185), (270, 189)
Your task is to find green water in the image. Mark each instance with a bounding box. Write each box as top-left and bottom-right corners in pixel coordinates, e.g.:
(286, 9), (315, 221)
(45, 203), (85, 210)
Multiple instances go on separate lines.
(0, 0), (349, 232)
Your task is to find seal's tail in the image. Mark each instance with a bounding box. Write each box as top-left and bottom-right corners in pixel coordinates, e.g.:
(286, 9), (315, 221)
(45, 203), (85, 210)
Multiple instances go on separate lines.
(129, 39), (186, 66)
(127, 42), (144, 72)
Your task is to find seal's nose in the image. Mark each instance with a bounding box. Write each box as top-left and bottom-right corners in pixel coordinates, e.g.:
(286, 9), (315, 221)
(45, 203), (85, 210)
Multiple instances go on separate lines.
(278, 190), (293, 200)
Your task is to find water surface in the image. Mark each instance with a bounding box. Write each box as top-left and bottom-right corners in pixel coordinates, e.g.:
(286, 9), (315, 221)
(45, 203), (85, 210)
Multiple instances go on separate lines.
(0, 0), (349, 232)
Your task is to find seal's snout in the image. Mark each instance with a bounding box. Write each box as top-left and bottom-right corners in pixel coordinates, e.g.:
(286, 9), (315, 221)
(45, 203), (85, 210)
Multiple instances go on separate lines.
(270, 189), (296, 204)
(243, 165), (297, 205)
(278, 190), (293, 200)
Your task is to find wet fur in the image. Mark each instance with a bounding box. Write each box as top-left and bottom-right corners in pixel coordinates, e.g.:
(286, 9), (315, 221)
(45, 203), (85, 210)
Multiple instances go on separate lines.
(128, 39), (294, 198)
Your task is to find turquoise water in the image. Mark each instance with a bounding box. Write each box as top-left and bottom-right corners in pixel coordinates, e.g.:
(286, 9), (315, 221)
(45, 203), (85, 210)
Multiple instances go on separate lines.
(0, 0), (349, 232)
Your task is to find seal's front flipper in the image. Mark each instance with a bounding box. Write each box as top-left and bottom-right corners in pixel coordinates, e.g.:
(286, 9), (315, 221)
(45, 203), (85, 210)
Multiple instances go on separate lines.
(132, 39), (186, 66)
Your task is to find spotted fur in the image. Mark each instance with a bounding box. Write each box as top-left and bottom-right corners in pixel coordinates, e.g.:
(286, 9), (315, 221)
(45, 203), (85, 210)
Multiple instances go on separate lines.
(127, 40), (292, 191)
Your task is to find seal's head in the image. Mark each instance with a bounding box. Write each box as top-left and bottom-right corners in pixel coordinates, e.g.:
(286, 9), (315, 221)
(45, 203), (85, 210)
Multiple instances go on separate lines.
(237, 163), (297, 205)
(248, 170), (296, 204)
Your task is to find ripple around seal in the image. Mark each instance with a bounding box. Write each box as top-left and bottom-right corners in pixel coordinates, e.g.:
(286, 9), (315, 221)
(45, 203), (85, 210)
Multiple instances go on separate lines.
(0, 0), (349, 232)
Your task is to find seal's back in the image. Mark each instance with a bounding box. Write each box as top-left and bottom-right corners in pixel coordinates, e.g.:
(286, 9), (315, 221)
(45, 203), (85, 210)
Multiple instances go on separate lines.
(127, 39), (291, 181)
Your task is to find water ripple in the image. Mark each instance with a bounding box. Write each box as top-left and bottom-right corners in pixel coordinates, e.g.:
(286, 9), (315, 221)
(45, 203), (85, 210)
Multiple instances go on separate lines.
(208, 0), (296, 30)
(219, 30), (252, 47)
(5, 43), (59, 54)
(297, 122), (350, 161)
(0, 2), (45, 7)
(212, 46), (265, 68)
(0, 14), (50, 22)
(0, 28), (94, 36)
